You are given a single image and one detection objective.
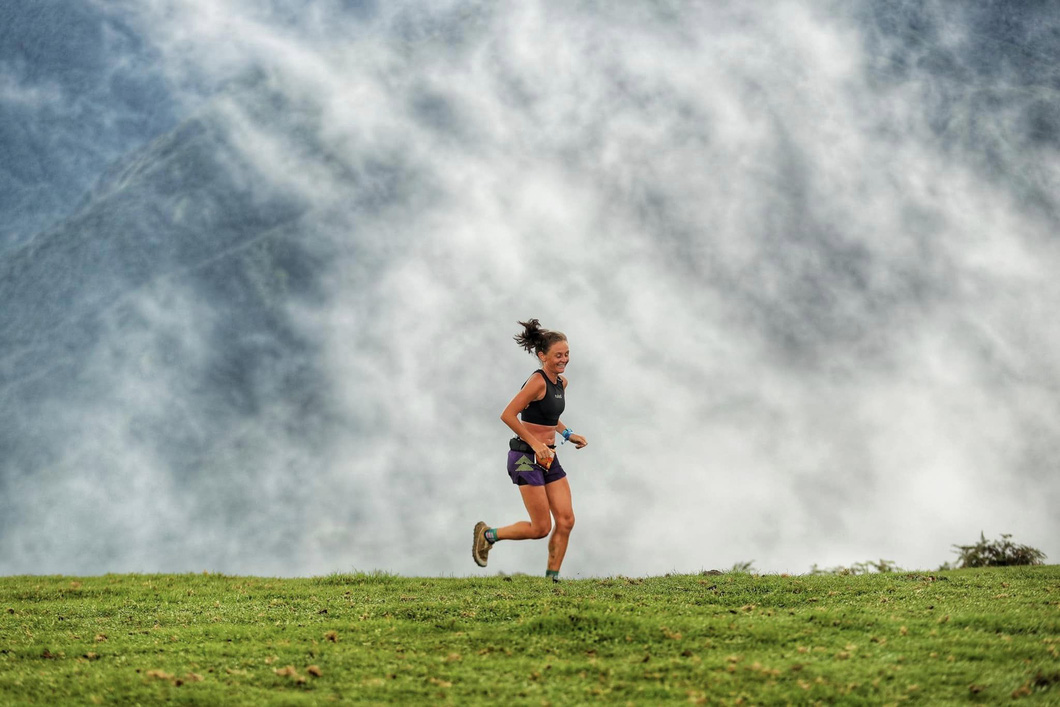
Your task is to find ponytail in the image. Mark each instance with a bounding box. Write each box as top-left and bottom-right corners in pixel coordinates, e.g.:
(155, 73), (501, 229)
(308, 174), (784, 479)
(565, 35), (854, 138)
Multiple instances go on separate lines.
(514, 319), (567, 357)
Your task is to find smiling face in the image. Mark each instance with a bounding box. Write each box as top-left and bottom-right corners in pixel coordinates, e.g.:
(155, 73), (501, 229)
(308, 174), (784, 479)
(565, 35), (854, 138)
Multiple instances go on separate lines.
(538, 339), (569, 379)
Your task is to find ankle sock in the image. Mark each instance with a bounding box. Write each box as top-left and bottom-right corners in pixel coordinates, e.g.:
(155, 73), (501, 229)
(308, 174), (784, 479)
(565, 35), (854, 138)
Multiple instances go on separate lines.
(546, 569), (559, 581)
(484, 528), (498, 543)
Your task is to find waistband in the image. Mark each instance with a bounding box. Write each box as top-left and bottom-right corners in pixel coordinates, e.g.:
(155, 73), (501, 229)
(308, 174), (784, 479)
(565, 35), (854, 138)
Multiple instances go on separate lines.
(509, 438), (556, 453)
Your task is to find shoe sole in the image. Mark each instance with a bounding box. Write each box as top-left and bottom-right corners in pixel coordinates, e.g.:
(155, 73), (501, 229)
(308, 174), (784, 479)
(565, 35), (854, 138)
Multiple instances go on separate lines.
(472, 521), (488, 567)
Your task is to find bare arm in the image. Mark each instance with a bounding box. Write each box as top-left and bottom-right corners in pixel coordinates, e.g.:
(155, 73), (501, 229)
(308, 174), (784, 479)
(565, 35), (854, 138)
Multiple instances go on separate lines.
(554, 419), (588, 449)
(500, 375), (552, 458)
(553, 378), (587, 448)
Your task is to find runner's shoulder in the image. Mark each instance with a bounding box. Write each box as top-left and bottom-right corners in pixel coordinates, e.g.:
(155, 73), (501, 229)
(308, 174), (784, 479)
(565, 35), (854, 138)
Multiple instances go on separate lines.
(521, 370), (548, 396)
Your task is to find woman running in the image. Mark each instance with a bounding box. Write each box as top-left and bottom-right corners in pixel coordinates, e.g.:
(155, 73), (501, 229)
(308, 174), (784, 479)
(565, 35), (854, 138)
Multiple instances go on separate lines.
(473, 319), (588, 581)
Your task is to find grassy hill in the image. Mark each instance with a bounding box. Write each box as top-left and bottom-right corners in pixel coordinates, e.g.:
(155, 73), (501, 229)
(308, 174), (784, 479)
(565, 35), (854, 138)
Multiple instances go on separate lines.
(1, 567), (1058, 704)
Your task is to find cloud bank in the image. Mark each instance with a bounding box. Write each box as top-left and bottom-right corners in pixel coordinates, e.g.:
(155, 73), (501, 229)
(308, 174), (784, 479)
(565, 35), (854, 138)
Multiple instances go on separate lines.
(3, 0), (1059, 576)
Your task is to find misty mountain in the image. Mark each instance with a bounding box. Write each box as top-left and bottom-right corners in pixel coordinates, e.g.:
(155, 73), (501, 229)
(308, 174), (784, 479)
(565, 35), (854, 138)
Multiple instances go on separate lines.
(0, 1), (177, 251)
(2, 0), (1059, 576)
(0, 90), (340, 570)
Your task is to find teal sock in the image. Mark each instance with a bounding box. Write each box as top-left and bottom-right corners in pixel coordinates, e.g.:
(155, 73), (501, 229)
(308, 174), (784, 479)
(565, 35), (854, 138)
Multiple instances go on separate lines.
(546, 569), (559, 581)
(484, 528), (498, 543)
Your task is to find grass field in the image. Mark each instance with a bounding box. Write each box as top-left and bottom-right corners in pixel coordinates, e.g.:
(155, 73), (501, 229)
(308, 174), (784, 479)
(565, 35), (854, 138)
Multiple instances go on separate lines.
(1, 566), (1058, 704)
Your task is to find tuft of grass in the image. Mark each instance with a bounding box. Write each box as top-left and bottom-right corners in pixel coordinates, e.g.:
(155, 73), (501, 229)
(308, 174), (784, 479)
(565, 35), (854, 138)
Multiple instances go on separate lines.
(1, 567), (1058, 704)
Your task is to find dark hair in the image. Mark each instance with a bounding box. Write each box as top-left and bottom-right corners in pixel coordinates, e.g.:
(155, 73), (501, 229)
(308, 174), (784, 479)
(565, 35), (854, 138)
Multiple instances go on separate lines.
(514, 319), (567, 357)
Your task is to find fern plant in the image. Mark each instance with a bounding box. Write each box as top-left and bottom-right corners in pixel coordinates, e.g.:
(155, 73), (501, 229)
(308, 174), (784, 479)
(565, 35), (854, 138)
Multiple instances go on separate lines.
(952, 532), (1046, 568)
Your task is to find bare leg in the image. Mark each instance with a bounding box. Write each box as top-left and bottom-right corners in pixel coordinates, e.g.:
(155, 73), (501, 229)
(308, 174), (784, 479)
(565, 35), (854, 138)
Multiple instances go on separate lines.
(494, 485), (552, 540)
(544, 478), (575, 572)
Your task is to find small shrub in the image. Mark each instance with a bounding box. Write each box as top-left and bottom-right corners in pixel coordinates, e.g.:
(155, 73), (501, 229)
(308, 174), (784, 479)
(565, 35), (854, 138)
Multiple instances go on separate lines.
(952, 532), (1046, 568)
(809, 559), (901, 576)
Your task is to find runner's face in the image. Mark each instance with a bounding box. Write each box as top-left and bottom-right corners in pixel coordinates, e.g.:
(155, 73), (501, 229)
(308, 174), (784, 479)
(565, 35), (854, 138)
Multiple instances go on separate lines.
(539, 340), (569, 377)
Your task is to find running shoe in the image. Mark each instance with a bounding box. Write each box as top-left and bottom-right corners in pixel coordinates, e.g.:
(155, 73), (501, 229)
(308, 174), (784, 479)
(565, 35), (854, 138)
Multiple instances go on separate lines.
(472, 521), (492, 567)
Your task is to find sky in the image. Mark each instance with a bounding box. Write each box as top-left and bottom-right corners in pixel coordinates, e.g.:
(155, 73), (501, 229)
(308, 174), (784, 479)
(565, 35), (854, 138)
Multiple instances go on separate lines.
(2, 0), (1059, 577)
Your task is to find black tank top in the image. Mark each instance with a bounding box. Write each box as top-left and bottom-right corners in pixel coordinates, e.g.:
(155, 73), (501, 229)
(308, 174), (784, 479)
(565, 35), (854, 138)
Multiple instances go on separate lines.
(520, 370), (565, 426)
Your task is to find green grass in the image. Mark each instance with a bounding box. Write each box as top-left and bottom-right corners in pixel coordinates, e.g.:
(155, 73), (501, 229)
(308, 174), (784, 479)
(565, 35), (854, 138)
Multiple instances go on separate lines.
(1, 567), (1058, 705)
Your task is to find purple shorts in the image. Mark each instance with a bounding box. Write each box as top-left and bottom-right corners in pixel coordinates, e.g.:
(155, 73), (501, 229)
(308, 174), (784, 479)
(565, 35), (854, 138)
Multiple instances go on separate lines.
(507, 449), (567, 486)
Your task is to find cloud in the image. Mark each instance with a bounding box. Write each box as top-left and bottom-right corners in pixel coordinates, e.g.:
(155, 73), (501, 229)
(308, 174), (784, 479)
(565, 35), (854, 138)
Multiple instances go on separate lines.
(0, 66), (62, 108)
(9, 0), (1058, 576)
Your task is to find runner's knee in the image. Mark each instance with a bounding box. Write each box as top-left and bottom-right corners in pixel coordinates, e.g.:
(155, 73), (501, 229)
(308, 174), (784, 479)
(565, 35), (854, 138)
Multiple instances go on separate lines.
(554, 512), (574, 534)
(530, 518), (552, 539)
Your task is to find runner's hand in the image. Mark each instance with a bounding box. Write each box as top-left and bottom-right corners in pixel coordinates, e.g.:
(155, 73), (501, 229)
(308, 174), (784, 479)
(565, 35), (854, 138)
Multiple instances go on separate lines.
(568, 434), (588, 449)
